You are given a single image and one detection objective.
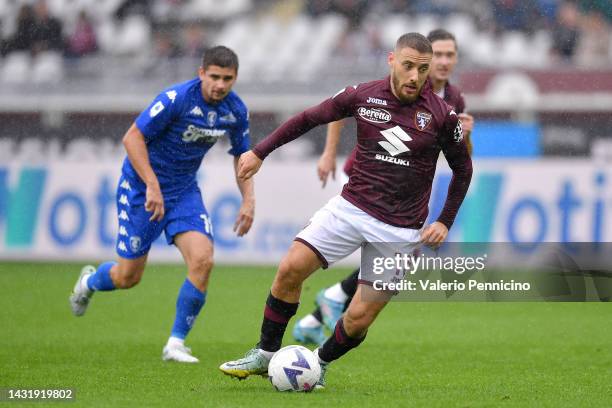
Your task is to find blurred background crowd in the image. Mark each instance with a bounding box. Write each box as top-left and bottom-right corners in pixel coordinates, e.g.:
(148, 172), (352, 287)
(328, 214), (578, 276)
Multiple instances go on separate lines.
(0, 0), (610, 73)
(0, 0), (611, 162)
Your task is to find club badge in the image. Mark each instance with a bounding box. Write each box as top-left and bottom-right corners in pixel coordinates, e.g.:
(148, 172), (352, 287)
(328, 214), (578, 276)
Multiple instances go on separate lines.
(207, 111), (217, 127)
(415, 111), (432, 131)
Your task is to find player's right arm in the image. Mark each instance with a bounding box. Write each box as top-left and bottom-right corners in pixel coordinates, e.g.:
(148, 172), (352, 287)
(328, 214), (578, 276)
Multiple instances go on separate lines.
(318, 119), (345, 188)
(126, 87), (180, 221)
(122, 124), (164, 222)
(238, 85), (357, 181)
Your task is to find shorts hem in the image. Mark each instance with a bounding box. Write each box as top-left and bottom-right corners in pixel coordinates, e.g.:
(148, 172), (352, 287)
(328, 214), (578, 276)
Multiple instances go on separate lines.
(357, 279), (399, 296)
(294, 238), (329, 269)
(166, 227), (214, 245)
(116, 250), (149, 259)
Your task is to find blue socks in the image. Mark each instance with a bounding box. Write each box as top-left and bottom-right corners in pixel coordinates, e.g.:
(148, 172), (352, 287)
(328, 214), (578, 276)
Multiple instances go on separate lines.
(86, 261), (117, 291)
(86, 264), (206, 341)
(170, 279), (206, 340)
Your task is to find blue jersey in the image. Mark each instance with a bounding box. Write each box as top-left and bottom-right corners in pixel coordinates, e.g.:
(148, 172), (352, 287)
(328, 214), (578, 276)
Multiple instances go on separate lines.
(122, 77), (250, 200)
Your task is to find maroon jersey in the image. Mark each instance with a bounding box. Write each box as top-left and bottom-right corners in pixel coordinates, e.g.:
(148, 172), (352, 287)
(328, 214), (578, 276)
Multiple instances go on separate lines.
(343, 148), (358, 176)
(344, 80), (465, 176)
(439, 81), (466, 115)
(253, 77), (472, 229)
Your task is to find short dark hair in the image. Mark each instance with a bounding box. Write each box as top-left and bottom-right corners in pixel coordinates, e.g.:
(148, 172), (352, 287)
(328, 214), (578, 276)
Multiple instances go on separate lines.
(395, 32), (432, 54)
(427, 29), (457, 49)
(201, 45), (239, 72)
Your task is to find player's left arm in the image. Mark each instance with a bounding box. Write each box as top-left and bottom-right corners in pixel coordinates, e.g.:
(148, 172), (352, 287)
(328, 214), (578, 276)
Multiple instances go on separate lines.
(458, 112), (474, 135)
(457, 112), (474, 156)
(229, 105), (255, 236)
(455, 93), (474, 155)
(422, 111), (473, 248)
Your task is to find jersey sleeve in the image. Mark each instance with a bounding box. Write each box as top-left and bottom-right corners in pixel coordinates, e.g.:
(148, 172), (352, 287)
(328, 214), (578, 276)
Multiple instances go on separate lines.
(329, 84), (359, 115)
(135, 89), (181, 142)
(436, 109), (473, 230)
(227, 104), (251, 156)
(455, 92), (466, 115)
(252, 85), (358, 159)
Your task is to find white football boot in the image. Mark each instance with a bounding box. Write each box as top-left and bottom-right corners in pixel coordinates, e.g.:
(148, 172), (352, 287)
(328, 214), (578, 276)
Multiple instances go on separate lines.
(219, 348), (271, 379)
(313, 348), (329, 389)
(162, 341), (200, 363)
(69, 265), (96, 316)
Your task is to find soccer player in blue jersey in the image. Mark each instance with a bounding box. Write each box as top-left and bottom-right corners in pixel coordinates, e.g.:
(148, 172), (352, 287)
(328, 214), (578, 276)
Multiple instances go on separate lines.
(69, 46), (254, 363)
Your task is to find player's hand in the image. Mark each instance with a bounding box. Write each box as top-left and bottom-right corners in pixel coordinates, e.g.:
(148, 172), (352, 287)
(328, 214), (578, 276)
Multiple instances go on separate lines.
(317, 151), (336, 188)
(420, 221), (448, 249)
(458, 113), (474, 134)
(237, 151), (263, 180)
(234, 199), (254, 237)
(145, 183), (165, 222)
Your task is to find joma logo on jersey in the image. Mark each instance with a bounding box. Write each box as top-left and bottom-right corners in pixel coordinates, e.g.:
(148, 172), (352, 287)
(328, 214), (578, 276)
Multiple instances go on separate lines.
(366, 97), (387, 106)
(358, 107), (391, 124)
(415, 111), (432, 131)
(182, 125), (226, 143)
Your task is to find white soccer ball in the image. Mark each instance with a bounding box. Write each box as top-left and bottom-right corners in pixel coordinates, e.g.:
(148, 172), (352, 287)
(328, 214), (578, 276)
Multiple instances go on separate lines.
(268, 345), (321, 392)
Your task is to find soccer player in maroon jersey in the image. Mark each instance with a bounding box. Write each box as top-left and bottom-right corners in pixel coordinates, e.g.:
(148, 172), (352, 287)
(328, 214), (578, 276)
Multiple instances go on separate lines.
(293, 29), (475, 346)
(219, 33), (472, 388)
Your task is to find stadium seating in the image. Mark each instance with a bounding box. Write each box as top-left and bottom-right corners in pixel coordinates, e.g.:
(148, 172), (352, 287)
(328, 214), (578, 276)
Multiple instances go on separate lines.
(465, 32), (496, 66)
(183, 0), (252, 20)
(295, 14), (347, 81)
(0, 0), (609, 161)
(380, 15), (412, 50)
(32, 51), (64, 84)
(1, 52), (30, 84)
(443, 13), (477, 50)
(0, 1), (609, 74)
(264, 16), (310, 80)
(486, 71), (539, 109)
(112, 15), (151, 55)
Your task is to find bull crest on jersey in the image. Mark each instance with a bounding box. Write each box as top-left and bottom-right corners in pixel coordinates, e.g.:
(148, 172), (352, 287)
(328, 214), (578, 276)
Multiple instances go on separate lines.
(415, 111), (432, 131)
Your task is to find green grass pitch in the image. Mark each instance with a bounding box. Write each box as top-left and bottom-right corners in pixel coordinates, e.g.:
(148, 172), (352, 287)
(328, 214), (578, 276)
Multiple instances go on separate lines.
(0, 262), (610, 407)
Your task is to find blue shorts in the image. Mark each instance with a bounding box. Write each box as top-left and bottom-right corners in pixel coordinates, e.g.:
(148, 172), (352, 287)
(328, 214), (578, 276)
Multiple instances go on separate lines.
(115, 175), (214, 259)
